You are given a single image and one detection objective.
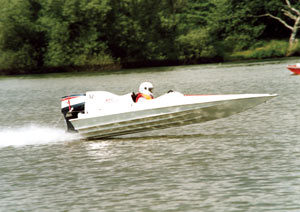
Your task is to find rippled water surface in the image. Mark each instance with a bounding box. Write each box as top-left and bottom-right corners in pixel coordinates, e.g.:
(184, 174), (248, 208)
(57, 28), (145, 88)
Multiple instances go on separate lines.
(1, 59), (300, 211)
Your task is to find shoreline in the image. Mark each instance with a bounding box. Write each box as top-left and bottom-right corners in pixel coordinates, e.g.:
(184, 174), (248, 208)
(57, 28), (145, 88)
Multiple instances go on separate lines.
(0, 56), (296, 76)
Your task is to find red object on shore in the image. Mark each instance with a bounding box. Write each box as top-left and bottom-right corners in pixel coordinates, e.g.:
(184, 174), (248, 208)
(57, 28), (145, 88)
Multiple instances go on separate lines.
(287, 65), (300, 75)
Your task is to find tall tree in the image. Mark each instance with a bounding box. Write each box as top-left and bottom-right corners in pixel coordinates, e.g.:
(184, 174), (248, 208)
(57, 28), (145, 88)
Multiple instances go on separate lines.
(0, 0), (45, 72)
(208, 0), (267, 52)
(39, 0), (111, 67)
(260, 0), (300, 54)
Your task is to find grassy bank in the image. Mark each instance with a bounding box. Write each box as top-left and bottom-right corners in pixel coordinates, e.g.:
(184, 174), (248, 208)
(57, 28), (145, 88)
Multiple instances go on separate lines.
(227, 40), (300, 61)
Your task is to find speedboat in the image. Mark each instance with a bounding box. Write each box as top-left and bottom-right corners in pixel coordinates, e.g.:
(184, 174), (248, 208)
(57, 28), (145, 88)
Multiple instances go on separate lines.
(61, 91), (277, 139)
(287, 64), (300, 74)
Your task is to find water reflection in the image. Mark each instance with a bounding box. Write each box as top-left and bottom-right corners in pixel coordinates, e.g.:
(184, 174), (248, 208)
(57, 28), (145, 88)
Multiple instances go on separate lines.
(84, 141), (115, 163)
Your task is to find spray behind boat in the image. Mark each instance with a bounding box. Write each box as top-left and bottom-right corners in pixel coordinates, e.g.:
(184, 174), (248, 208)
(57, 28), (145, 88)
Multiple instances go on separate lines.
(61, 94), (86, 132)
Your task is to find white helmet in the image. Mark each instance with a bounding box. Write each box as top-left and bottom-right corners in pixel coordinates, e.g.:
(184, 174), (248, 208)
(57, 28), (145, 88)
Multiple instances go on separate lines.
(139, 82), (154, 96)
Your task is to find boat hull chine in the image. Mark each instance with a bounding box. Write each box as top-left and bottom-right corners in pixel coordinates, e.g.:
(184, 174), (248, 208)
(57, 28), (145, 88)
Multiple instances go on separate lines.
(71, 94), (275, 139)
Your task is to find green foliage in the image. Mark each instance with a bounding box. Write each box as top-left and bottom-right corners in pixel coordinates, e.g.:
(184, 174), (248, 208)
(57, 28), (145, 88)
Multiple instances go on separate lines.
(177, 28), (219, 63)
(39, 0), (111, 67)
(177, 0), (214, 33)
(209, 0), (267, 52)
(0, 0), (45, 72)
(0, 0), (299, 74)
(104, 0), (185, 62)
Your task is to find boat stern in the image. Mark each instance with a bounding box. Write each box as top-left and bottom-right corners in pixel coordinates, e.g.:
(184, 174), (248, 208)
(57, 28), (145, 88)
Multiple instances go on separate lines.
(61, 94), (86, 132)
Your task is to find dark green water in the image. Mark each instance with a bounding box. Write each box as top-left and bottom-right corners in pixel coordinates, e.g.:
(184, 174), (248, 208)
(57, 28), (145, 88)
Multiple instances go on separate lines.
(0, 59), (300, 211)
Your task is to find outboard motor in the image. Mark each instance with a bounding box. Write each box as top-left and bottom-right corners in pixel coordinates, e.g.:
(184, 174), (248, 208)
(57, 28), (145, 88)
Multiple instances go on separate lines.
(61, 94), (86, 132)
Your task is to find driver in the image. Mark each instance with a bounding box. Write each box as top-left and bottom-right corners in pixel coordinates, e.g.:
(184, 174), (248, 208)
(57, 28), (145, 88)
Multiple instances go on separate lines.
(136, 82), (154, 102)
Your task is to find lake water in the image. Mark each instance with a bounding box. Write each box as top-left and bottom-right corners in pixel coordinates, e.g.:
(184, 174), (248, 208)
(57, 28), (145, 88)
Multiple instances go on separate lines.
(0, 59), (300, 211)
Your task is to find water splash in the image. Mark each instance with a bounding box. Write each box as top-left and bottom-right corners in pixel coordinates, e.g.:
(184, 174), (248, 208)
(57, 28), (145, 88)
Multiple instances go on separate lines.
(0, 125), (82, 148)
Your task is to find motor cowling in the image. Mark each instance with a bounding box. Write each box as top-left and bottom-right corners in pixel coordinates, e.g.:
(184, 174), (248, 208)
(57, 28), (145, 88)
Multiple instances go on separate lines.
(61, 94), (86, 132)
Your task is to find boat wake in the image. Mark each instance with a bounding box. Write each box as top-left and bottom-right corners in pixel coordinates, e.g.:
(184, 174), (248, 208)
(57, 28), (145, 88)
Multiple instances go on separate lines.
(0, 125), (82, 148)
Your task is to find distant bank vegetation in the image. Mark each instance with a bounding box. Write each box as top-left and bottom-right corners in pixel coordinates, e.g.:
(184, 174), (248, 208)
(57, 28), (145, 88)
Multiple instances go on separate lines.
(1, 0), (300, 75)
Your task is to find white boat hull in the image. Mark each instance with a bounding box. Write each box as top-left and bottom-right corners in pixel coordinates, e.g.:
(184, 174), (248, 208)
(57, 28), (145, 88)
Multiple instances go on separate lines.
(69, 93), (276, 139)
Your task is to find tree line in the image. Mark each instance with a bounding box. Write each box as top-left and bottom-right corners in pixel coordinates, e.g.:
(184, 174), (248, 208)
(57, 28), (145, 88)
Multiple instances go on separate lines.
(0, 0), (298, 74)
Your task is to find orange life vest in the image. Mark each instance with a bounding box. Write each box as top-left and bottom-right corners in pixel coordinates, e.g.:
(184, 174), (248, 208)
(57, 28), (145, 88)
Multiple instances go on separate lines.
(136, 93), (153, 102)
